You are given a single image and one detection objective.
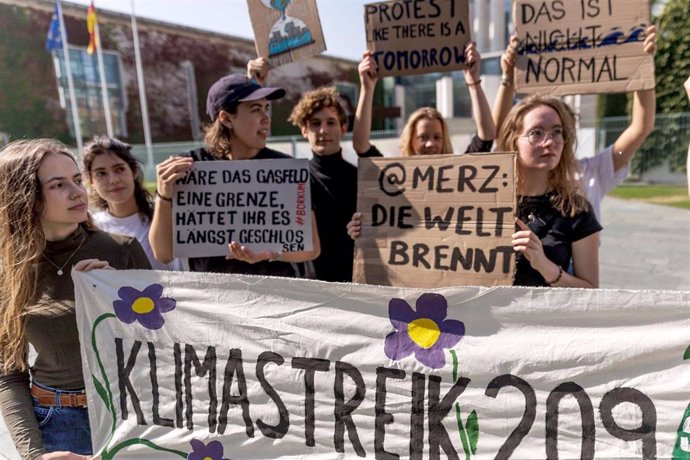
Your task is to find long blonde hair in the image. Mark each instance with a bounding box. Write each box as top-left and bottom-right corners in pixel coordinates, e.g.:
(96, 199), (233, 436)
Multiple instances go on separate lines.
(496, 95), (587, 217)
(0, 139), (86, 372)
(400, 107), (453, 157)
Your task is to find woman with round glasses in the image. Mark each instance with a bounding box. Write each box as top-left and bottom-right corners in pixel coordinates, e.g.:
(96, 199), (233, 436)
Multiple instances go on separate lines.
(497, 95), (601, 287)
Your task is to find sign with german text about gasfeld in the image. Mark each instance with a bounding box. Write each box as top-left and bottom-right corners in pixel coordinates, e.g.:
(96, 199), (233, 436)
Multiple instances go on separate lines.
(247, 0), (326, 67)
(354, 153), (516, 287)
(364, 0), (470, 77)
(75, 269), (690, 458)
(172, 159), (312, 258)
(513, 0), (655, 96)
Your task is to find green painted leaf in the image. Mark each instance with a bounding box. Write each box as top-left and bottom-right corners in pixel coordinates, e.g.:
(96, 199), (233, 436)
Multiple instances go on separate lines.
(684, 345), (690, 360)
(92, 375), (110, 411)
(466, 410), (479, 455)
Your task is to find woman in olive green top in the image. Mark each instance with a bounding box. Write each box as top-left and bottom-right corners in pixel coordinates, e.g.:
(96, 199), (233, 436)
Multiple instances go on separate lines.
(0, 139), (150, 459)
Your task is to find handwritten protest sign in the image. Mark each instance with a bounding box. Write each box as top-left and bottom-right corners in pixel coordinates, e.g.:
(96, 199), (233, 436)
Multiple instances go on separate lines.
(513, 0), (655, 96)
(172, 159), (312, 258)
(364, 0), (470, 77)
(247, 0), (326, 67)
(353, 153), (516, 287)
(75, 269), (690, 458)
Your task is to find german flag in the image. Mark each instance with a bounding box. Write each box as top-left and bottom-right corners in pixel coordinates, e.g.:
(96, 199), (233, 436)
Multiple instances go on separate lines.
(86, 1), (97, 54)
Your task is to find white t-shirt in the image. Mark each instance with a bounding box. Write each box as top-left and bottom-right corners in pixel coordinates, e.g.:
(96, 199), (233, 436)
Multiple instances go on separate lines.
(576, 145), (629, 222)
(93, 211), (187, 271)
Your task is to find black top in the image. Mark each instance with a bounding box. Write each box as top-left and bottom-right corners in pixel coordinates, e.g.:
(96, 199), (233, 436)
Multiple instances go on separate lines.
(513, 194), (602, 287)
(363, 134), (493, 157)
(308, 149), (372, 282)
(180, 147), (297, 277)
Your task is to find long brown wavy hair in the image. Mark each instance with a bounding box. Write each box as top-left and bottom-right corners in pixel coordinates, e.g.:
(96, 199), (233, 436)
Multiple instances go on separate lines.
(400, 107), (453, 157)
(0, 139), (92, 372)
(496, 95), (587, 217)
(83, 136), (154, 222)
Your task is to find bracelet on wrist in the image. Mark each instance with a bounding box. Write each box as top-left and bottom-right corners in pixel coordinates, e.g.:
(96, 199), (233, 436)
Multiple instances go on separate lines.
(155, 191), (172, 202)
(466, 78), (482, 87)
(500, 75), (514, 86)
(546, 265), (563, 286)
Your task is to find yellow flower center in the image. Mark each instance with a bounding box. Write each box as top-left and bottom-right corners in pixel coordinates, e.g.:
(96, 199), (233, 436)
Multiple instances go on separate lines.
(132, 297), (155, 315)
(408, 318), (441, 349)
(204, 457), (213, 460)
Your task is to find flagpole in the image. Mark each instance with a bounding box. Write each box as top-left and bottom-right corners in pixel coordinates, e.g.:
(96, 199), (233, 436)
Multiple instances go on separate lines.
(94, 18), (114, 137)
(56, 0), (83, 153)
(130, 0), (154, 175)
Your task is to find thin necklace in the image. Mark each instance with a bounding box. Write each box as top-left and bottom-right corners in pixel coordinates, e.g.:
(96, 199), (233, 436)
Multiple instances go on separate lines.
(42, 234), (86, 276)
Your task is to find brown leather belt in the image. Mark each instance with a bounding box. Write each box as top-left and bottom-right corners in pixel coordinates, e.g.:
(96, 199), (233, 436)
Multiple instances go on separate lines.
(31, 385), (87, 408)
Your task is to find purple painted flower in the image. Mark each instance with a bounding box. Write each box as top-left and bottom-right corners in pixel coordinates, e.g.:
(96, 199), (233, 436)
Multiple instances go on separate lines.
(187, 439), (230, 460)
(384, 293), (465, 369)
(113, 284), (175, 330)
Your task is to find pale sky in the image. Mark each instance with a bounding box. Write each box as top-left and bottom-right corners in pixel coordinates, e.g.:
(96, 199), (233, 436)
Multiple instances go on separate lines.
(68, 0), (370, 61)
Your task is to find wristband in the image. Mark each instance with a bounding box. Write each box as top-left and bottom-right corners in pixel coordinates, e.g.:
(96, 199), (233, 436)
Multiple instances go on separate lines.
(155, 191), (172, 202)
(501, 75), (514, 86)
(546, 266), (563, 286)
(466, 79), (482, 87)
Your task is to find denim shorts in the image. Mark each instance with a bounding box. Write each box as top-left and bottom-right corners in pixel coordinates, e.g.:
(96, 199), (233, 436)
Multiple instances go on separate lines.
(31, 380), (93, 455)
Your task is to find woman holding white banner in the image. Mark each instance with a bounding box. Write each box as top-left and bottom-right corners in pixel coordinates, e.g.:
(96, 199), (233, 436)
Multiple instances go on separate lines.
(352, 41), (496, 158)
(83, 136), (186, 271)
(0, 139), (151, 459)
(149, 63), (320, 276)
(493, 26), (658, 221)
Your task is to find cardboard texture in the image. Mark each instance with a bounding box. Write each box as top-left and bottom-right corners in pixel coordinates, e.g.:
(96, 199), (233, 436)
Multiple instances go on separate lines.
(353, 153), (516, 288)
(364, 0), (470, 77)
(247, 0), (326, 67)
(172, 159), (312, 258)
(513, 0), (655, 96)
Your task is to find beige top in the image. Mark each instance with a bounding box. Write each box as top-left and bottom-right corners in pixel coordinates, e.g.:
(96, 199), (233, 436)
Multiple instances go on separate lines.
(0, 226), (150, 459)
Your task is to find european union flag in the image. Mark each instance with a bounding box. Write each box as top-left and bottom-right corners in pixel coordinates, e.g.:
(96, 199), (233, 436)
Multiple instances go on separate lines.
(45, 4), (62, 52)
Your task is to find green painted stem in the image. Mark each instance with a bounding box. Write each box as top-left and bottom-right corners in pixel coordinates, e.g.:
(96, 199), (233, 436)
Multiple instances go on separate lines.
(451, 350), (471, 458)
(102, 438), (187, 459)
(91, 313), (118, 448)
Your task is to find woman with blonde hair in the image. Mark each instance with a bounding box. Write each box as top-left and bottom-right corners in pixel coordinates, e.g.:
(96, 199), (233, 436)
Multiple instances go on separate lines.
(0, 139), (150, 459)
(497, 95), (601, 287)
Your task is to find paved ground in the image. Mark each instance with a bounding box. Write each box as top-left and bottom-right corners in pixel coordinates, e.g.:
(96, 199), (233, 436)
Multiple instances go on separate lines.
(0, 197), (688, 458)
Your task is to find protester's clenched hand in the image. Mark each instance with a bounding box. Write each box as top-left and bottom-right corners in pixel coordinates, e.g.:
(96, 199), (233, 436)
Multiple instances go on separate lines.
(156, 156), (193, 201)
(463, 41), (482, 83)
(643, 25), (657, 55)
(346, 212), (362, 240)
(512, 218), (551, 272)
(247, 57), (269, 84)
(358, 51), (378, 91)
(501, 35), (518, 79)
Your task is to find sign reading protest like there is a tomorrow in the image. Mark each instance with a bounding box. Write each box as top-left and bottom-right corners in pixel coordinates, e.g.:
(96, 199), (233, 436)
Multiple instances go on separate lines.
(364, 0), (470, 77)
(172, 159), (312, 258)
(75, 269), (690, 459)
(247, 0), (326, 67)
(354, 153), (516, 287)
(513, 0), (655, 97)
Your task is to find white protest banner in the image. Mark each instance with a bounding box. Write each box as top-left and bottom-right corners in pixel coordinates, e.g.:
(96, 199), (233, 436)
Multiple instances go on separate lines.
(75, 270), (690, 458)
(172, 159), (312, 258)
(513, 0), (655, 96)
(364, 0), (470, 77)
(247, 0), (326, 67)
(354, 153), (516, 287)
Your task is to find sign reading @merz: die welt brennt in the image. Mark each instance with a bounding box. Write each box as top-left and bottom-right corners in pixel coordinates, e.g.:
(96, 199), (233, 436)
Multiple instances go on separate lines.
(354, 153), (516, 288)
(172, 159), (312, 258)
(513, 0), (655, 97)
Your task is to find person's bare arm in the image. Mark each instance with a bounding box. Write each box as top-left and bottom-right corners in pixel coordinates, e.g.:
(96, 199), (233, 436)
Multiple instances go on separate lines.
(611, 26), (657, 172)
(353, 51), (378, 154)
(463, 42), (495, 141)
(492, 35), (518, 136)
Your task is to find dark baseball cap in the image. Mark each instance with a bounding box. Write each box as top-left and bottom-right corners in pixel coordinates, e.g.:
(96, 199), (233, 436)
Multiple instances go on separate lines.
(206, 74), (286, 121)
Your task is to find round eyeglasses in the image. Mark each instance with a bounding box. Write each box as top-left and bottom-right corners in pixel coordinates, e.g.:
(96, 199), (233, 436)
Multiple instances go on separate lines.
(520, 128), (565, 145)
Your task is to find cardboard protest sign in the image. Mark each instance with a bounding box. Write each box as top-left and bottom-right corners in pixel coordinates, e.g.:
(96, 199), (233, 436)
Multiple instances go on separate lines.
(353, 153), (516, 287)
(172, 159), (312, 258)
(364, 0), (470, 77)
(75, 269), (690, 458)
(513, 0), (655, 96)
(247, 0), (326, 67)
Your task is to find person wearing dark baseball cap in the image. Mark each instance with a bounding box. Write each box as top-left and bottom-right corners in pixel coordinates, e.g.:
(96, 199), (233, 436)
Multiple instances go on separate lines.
(149, 59), (320, 277)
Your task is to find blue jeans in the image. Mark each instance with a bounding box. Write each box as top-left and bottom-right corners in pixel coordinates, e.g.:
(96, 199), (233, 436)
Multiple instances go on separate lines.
(31, 381), (93, 455)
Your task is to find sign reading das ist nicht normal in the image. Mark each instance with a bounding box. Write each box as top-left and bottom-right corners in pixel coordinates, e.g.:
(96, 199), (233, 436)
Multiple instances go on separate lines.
(364, 0), (471, 77)
(172, 159), (312, 258)
(75, 270), (690, 458)
(513, 0), (655, 96)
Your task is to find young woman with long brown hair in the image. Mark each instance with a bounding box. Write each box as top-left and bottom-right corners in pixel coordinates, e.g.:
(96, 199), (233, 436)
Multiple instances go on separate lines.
(0, 139), (150, 459)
